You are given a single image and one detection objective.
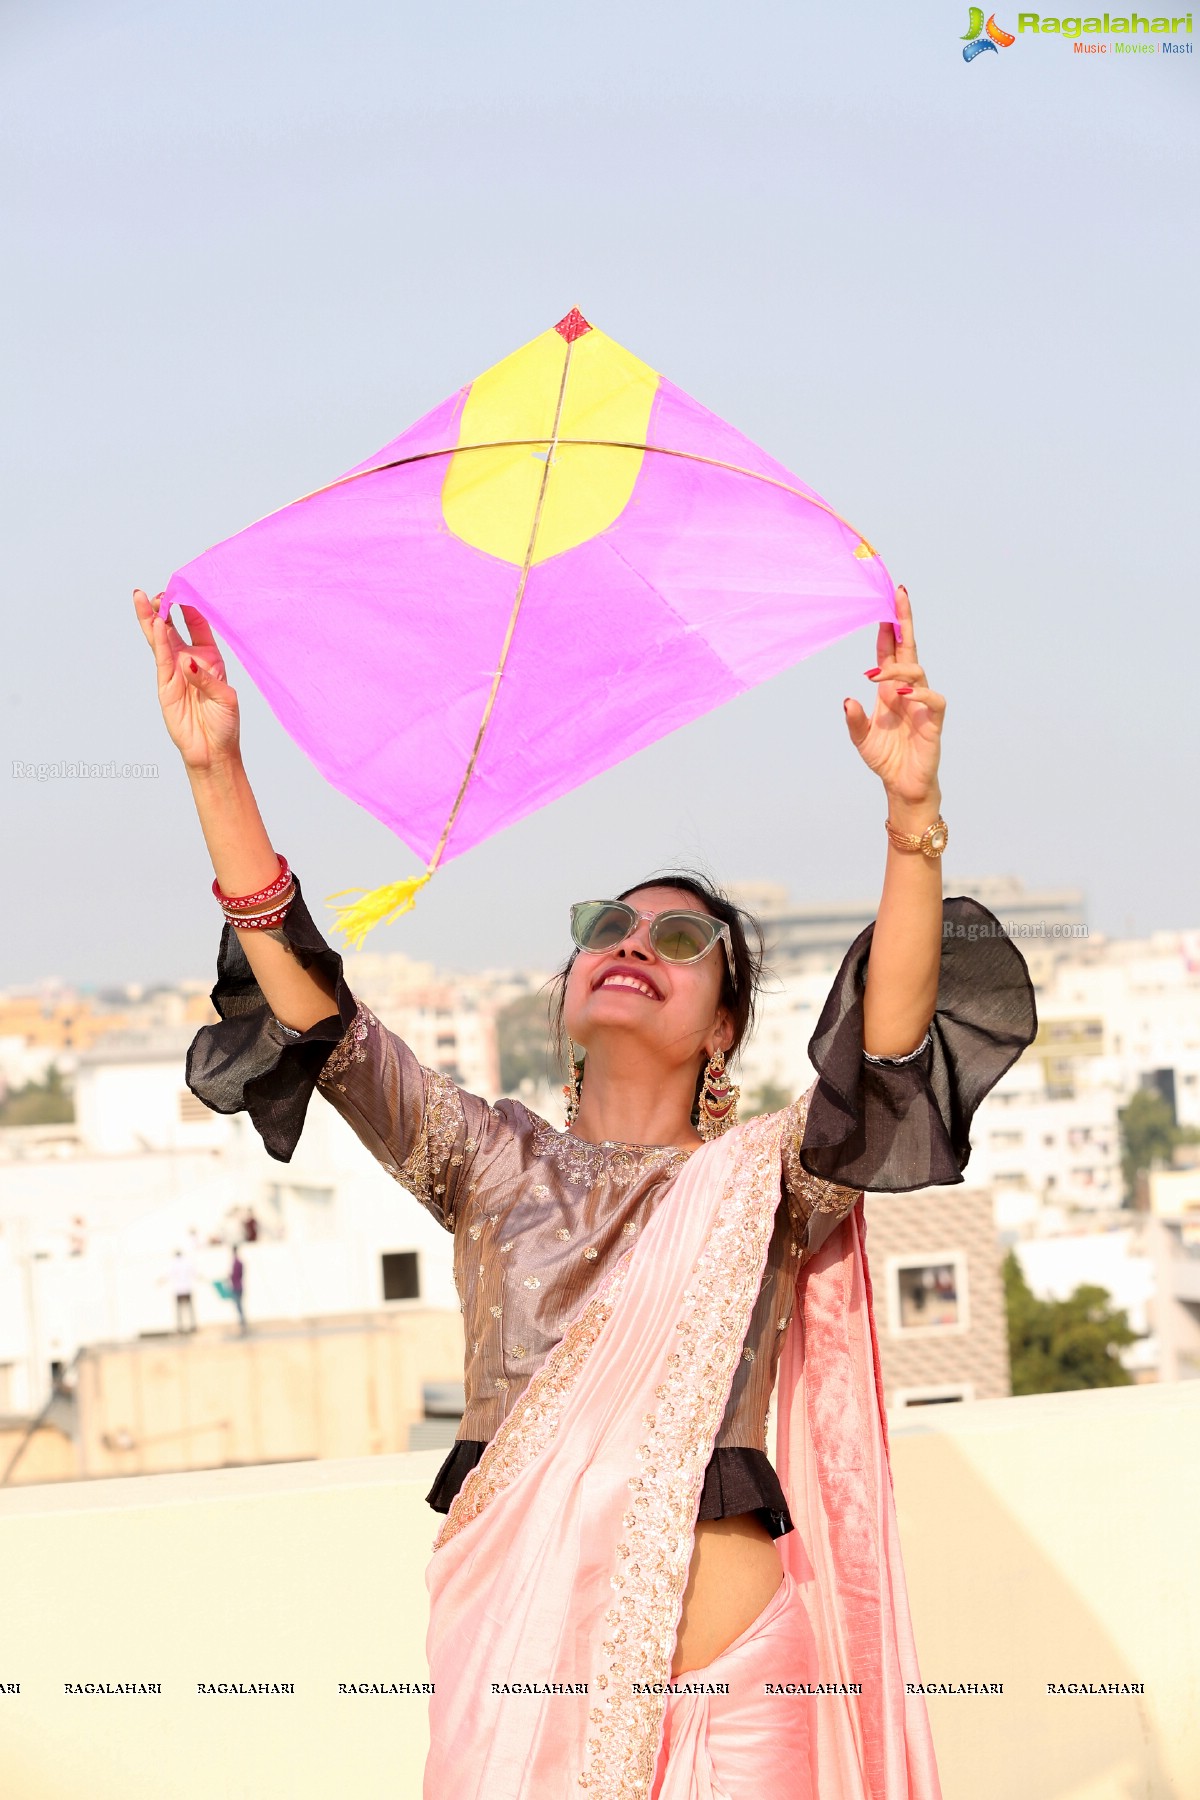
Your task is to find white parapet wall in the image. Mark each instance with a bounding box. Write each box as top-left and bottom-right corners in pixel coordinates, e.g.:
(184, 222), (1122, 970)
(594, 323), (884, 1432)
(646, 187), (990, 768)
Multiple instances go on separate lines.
(0, 1382), (1196, 1800)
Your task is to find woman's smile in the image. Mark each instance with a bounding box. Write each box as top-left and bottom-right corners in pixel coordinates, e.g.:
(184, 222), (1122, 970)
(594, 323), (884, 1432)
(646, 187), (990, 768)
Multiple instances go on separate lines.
(591, 968), (664, 1000)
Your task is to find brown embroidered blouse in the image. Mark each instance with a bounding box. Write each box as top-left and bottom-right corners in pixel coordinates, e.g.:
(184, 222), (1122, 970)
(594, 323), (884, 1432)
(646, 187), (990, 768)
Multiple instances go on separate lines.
(185, 883), (1038, 1539)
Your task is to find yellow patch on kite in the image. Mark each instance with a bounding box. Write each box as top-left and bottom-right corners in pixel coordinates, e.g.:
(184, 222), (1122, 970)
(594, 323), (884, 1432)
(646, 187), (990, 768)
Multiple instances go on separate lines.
(853, 542), (875, 559)
(442, 326), (659, 566)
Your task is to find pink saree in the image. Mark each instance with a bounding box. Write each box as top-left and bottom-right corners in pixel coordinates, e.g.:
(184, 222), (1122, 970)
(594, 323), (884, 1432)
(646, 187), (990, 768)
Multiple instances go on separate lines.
(424, 1107), (943, 1800)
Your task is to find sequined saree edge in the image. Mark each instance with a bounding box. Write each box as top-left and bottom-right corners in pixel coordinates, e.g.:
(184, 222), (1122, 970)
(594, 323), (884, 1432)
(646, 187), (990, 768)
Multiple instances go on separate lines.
(579, 1111), (786, 1798)
(430, 1112), (788, 1799)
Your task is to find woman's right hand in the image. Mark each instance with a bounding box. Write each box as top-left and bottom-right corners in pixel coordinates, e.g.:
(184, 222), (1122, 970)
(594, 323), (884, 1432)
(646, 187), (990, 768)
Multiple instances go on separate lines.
(133, 589), (241, 772)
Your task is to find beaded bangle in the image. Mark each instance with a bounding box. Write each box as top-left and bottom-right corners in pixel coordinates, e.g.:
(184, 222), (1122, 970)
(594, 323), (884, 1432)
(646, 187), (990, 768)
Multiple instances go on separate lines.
(225, 896), (295, 931)
(220, 882), (296, 928)
(213, 853), (291, 912)
(863, 1029), (932, 1066)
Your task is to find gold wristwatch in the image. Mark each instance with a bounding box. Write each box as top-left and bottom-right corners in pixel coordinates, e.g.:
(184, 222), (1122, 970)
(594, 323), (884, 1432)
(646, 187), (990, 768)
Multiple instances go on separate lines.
(884, 814), (949, 859)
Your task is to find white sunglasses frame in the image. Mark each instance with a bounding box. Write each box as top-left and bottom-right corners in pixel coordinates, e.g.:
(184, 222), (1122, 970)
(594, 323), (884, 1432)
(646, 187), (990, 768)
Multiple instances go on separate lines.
(569, 899), (738, 992)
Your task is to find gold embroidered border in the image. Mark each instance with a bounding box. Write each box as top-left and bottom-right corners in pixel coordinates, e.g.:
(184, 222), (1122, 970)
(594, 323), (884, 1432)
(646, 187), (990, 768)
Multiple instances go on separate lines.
(524, 1104), (692, 1189)
(577, 1111), (785, 1797)
(780, 1086), (863, 1226)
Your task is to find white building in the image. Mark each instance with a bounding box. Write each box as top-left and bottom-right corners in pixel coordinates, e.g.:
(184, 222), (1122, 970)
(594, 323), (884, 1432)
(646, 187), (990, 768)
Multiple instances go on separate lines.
(6, 901), (1197, 1419)
(734, 908), (1200, 1229)
(0, 1023), (459, 1420)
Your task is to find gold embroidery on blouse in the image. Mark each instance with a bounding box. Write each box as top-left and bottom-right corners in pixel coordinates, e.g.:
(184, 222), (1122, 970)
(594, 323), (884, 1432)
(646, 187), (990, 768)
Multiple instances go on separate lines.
(395, 1068), (467, 1210)
(317, 1001), (375, 1091)
(779, 1090), (862, 1236)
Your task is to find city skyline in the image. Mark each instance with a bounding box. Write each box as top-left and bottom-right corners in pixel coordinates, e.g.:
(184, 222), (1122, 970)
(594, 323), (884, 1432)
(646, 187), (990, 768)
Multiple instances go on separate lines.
(6, 867), (1199, 999)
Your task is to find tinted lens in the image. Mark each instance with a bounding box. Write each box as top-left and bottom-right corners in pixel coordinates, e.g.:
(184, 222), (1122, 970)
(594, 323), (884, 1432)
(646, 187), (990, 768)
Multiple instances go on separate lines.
(651, 912), (718, 963)
(571, 901), (637, 952)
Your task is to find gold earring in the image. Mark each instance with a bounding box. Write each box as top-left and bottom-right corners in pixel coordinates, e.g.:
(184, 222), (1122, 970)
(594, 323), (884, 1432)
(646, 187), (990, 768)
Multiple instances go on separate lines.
(697, 1047), (740, 1140)
(562, 1046), (583, 1127)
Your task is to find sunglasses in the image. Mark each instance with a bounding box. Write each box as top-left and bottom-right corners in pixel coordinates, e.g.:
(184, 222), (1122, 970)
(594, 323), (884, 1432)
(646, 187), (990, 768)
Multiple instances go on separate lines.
(569, 900), (738, 991)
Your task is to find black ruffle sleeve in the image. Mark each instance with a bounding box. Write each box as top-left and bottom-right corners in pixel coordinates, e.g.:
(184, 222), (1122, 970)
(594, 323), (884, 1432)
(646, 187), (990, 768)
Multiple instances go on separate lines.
(184, 877), (360, 1163)
(798, 894), (1038, 1193)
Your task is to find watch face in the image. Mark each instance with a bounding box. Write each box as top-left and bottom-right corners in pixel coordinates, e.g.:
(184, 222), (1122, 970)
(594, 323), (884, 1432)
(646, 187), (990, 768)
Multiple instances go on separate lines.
(928, 825), (948, 853)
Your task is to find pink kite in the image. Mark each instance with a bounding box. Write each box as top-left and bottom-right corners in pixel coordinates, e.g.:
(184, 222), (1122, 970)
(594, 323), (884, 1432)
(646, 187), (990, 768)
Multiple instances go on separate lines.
(163, 307), (895, 944)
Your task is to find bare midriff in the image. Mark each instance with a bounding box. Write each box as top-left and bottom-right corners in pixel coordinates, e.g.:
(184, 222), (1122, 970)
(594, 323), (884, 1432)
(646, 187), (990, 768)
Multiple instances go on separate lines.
(670, 1513), (785, 1677)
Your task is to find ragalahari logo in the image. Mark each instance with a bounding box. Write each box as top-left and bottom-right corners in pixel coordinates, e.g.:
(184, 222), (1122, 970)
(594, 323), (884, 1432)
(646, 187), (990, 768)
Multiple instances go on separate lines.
(962, 8), (1018, 56)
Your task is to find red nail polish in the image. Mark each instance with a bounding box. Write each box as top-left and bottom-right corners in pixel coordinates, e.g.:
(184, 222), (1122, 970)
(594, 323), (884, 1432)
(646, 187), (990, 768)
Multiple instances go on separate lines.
(189, 658), (198, 673)
(843, 698), (850, 711)
(896, 683), (913, 695)
(864, 667), (881, 678)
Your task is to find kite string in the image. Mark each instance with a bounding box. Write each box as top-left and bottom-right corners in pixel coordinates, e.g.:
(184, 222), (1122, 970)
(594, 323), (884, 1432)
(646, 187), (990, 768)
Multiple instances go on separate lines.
(426, 340), (576, 874)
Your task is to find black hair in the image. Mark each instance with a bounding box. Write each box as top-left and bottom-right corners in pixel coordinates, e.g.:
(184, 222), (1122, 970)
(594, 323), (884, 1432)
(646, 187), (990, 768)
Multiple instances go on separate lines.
(547, 868), (767, 1115)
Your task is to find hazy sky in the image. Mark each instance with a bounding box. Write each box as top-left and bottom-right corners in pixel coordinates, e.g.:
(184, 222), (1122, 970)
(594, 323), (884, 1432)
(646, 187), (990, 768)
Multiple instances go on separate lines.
(3, 1), (1196, 992)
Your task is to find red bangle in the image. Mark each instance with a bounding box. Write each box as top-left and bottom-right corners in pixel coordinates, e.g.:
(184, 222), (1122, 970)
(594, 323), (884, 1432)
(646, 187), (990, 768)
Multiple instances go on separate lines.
(213, 854), (290, 911)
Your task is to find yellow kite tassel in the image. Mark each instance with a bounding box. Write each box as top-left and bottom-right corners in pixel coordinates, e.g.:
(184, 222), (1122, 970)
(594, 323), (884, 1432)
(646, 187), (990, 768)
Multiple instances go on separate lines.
(325, 871), (433, 950)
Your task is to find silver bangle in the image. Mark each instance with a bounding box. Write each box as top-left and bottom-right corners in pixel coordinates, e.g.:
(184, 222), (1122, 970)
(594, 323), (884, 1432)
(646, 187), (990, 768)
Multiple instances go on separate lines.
(863, 1028), (932, 1067)
(273, 1017), (304, 1041)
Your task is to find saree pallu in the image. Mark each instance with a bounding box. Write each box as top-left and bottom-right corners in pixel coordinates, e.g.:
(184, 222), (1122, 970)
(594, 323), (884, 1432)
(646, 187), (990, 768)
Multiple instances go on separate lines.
(424, 1110), (942, 1800)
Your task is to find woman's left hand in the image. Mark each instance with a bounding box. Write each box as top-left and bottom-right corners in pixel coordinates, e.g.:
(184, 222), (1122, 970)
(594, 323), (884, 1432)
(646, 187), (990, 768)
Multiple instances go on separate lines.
(842, 585), (945, 809)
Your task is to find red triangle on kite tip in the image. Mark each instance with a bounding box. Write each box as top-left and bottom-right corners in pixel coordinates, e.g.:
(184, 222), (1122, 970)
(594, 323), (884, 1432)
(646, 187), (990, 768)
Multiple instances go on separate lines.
(554, 307), (592, 343)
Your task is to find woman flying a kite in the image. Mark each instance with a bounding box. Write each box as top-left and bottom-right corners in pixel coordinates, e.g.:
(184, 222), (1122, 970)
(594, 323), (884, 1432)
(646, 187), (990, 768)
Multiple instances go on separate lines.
(133, 311), (1035, 1799)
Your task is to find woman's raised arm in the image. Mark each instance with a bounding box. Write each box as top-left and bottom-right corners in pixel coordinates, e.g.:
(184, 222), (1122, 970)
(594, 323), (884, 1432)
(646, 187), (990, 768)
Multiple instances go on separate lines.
(133, 588), (339, 1033)
(794, 584), (1037, 1190)
(842, 584), (946, 1058)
